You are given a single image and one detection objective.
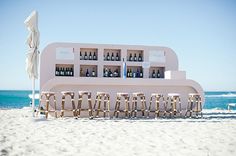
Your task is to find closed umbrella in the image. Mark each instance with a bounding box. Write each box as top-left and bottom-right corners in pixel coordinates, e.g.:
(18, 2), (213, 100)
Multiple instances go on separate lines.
(24, 10), (40, 117)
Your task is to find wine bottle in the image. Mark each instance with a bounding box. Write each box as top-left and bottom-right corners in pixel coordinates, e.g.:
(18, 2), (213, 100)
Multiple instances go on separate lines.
(104, 68), (108, 77)
(80, 51), (83, 60)
(86, 69), (90, 77)
(108, 69), (113, 77)
(140, 69), (143, 78)
(55, 67), (58, 76)
(116, 53), (119, 61)
(152, 70), (156, 78)
(113, 69), (118, 77)
(92, 68), (96, 77)
(130, 69), (133, 77)
(93, 52), (97, 60)
(157, 70), (161, 78)
(62, 67), (65, 76)
(136, 69), (140, 78)
(138, 53), (142, 62)
(89, 52), (92, 60)
(70, 68), (73, 76)
(133, 70), (136, 78)
(106, 53), (110, 61)
(111, 53), (114, 61)
(134, 54), (137, 61)
(129, 53), (133, 61)
(84, 51), (88, 60)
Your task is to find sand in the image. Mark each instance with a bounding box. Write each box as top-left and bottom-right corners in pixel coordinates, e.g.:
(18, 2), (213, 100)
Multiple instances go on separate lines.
(0, 108), (236, 156)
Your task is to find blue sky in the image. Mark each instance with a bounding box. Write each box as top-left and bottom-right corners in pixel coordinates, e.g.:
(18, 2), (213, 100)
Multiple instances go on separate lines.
(0, 0), (236, 91)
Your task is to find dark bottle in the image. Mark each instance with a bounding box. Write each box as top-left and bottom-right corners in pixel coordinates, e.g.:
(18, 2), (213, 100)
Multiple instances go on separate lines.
(104, 68), (108, 77)
(157, 70), (161, 78)
(140, 69), (143, 78)
(129, 69), (133, 77)
(108, 69), (113, 77)
(106, 53), (110, 61)
(138, 53), (142, 62)
(129, 53), (133, 61)
(134, 54), (137, 61)
(64, 68), (68, 76)
(89, 52), (92, 60)
(86, 69), (90, 77)
(133, 70), (136, 78)
(70, 68), (73, 76)
(55, 67), (59, 76)
(92, 68), (96, 77)
(80, 68), (83, 77)
(80, 51), (83, 60)
(127, 69), (130, 77)
(93, 52), (97, 60)
(116, 53), (119, 61)
(113, 69), (118, 77)
(152, 70), (156, 78)
(111, 53), (115, 61)
(59, 67), (63, 76)
(84, 51), (88, 60)
(136, 69), (140, 78)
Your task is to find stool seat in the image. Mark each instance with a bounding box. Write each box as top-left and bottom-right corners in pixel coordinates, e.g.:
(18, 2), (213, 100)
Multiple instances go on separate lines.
(168, 93), (180, 97)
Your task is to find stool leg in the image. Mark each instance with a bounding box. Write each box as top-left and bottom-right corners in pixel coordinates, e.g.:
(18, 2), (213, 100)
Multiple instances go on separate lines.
(77, 94), (82, 117)
(116, 98), (121, 118)
(107, 95), (110, 118)
(148, 96), (153, 118)
(179, 98), (182, 117)
(71, 96), (76, 117)
(45, 96), (49, 119)
(156, 97), (160, 118)
(96, 95), (101, 117)
(142, 96), (147, 117)
(61, 95), (65, 117)
(54, 96), (57, 118)
(125, 97), (128, 118)
(103, 96), (107, 118)
(94, 95), (99, 111)
(88, 94), (93, 118)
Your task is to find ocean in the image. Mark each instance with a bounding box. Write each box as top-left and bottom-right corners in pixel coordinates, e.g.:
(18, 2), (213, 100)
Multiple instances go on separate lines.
(0, 90), (236, 110)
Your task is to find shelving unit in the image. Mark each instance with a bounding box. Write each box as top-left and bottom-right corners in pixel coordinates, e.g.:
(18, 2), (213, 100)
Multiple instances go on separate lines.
(41, 42), (205, 117)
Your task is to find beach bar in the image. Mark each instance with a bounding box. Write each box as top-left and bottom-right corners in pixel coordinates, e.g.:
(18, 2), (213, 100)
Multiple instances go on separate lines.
(40, 42), (204, 117)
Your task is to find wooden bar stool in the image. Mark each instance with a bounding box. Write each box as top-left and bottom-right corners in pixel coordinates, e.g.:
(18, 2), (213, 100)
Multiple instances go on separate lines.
(114, 93), (131, 118)
(148, 93), (166, 118)
(93, 92), (110, 118)
(166, 93), (182, 117)
(131, 92), (147, 118)
(185, 93), (202, 118)
(61, 91), (76, 117)
(77, 91), (93, 119)
(37, 91), (57, 119)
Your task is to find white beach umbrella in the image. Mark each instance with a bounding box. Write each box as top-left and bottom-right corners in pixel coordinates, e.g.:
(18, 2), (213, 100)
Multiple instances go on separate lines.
(24, 11), (40, 117)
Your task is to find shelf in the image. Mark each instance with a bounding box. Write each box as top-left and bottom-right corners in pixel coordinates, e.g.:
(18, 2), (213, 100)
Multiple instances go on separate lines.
(127, 66), (143, 78)
(55, 64), (74, 77)
(127, 50), (144, 62)
(103, 65), (121, 78)
(80, 65), (98, 77)
(79, 60), (99, 65)
(80, 48), (98, 61)
(149, 67), (165, 78)
(104, 49), (121, 62)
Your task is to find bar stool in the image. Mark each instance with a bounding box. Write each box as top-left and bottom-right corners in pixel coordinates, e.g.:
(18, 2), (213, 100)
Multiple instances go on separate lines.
(148, 93), (166, 118)
(77, 91), (93, 118)
(131, 92), (147, 118)
(61, 91), (76, 117)
(185, 93), (202, 118)
(37, 91), (57, 119)
(166, 93), (182, 117)
(114, 93), (131, 118)
(93, 92), (110, 118)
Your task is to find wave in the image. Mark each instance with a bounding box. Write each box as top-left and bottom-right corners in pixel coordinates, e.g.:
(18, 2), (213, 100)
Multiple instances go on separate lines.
(205, 93), (236, 98)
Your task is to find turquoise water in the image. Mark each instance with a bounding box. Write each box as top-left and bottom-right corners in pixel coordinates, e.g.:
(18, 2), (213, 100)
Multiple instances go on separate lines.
(0, 90), (236, 110)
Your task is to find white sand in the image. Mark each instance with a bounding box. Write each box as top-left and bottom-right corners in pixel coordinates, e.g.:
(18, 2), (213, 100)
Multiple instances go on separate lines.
(0, 108), (236, 156)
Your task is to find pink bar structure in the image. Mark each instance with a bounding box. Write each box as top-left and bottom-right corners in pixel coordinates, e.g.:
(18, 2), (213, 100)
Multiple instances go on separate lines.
(40, 42), (204, 117)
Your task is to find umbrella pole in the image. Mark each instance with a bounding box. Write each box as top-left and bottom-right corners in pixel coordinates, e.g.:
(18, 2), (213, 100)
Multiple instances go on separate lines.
(32, 77), (35, 117)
